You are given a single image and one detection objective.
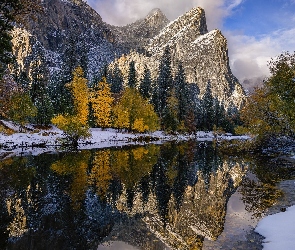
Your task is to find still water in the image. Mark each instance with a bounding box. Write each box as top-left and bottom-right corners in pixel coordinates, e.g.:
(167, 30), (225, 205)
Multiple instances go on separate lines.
(0, 141), (290, 249)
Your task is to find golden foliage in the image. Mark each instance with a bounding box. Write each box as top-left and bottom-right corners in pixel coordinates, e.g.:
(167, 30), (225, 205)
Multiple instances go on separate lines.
(240, 87), (284, 136)
(112, 106), (130, 129)
(241, 52), (295, 137)
(51, 114), (90, 140)
(90, 77), (114, 128)
(112, 88), (160, 132)
(52, 67), (90, 142)
(132, 118), (148, 133)
(67, 67), (89, 125)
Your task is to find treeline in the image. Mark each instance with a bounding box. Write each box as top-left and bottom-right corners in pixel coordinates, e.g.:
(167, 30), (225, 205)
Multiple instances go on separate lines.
(0, 44), (241, 141)
(238, 51), (295, 142)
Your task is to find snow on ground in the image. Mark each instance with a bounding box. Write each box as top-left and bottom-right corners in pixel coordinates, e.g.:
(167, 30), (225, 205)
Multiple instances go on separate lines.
(255, 205), (295, 250)
(0, 120), (250, 157)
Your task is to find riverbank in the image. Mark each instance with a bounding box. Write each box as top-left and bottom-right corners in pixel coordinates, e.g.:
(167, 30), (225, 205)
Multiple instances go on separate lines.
(255, 178), (295, 250)
(0, 120), (248, 157)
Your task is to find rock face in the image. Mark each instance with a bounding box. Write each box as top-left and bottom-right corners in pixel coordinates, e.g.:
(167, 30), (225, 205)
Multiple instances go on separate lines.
(11, 0), (245, 108)
(109, 7), (245, 108)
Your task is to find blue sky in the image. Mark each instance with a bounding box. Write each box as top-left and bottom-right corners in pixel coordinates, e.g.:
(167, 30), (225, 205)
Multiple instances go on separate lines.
(86, 0), (295, 81)
(224, 0), (295, 37)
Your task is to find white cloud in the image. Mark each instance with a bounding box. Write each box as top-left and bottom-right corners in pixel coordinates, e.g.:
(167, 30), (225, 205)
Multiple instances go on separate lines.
(87, 0), (243, 30)
(226, 28), (295, 81)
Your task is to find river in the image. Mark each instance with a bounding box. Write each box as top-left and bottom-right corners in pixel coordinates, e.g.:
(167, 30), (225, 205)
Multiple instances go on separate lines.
(0, 140), (294, 249)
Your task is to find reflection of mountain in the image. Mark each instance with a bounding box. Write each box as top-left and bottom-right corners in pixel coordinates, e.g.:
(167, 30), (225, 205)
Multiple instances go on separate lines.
(111, 157), (247, 249)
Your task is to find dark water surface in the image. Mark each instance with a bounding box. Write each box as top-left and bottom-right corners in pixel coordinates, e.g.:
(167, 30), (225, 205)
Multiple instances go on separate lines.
(0, 141), (293, 249)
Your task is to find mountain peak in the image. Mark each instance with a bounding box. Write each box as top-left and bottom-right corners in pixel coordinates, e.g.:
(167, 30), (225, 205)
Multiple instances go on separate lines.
(144, 8), (169, 27)
(147, 8), (166, 17)
(146, 6), (208, 55)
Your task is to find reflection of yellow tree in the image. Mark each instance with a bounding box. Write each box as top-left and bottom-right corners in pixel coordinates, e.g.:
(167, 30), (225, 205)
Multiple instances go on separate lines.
(0, 157), (35, 189)
(51, 151), (91, 210)
(89, 150), (112, 199)
(111, 145), (159, 189)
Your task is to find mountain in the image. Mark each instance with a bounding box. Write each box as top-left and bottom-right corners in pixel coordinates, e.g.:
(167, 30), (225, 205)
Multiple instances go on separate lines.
(11, 0), (245, 108)
(110, 7), (245, 108)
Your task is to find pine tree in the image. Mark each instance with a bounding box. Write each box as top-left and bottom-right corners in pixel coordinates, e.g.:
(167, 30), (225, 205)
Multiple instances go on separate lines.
(127, 61), (137, 89)
(0, 0), (43, 78)
(0, 0), (19, 77)
(90, 77), (113, 128)
(162, 88), (179, 132)
(215, 101), (227, 130)
(110, 64), (123, 94)
(49, 71), (74, 116)
(186, 83), (201, 132)
(156, 46), (173, 118)
(29, 43), (54, 125)
(174, 62), (189, 123)
(78, 36), (89, 77)
(139, 66), (152, 99)
(63, 34), (78, 81)
(202, 81), (215, 131)
(34, 94), (54, 126)
(49, 34), (78, 116)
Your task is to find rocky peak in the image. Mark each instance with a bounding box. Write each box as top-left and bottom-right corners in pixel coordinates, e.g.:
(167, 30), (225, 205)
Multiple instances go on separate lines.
(147, 7), (208, 54)
(145, 8), (168, 26)
(108, 8), (169, 52)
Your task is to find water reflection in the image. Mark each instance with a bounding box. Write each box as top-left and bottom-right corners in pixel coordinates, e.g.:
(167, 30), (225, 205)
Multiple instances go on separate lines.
(0, 141), (282, 249)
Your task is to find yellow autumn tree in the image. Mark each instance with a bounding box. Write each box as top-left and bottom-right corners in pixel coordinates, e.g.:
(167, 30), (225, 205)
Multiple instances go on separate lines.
(112, 88), (160, 132)
(52, 67), (90, 146)
(90, 77), (113, 128)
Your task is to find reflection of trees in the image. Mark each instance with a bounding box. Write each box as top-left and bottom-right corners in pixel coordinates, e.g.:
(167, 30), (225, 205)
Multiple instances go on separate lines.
(89, 149), (112, 199)
(111, 145), (159, 190)
(0, 142), (250, 250)
(239, 157), (292, 218)
(239, 177), (282, 218)
(51, 151), (91, 210)
(0, 153), (117, 249)
(194, 143), (223, 186)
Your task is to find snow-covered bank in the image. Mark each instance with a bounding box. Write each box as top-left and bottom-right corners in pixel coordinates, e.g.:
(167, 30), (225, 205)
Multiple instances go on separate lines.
(255, 205), (295, 250)
(0, 120), (249, 156)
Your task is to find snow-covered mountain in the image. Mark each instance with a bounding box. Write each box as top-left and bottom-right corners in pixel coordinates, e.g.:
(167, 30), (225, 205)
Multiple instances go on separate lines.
(11, 0), (245, 108)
